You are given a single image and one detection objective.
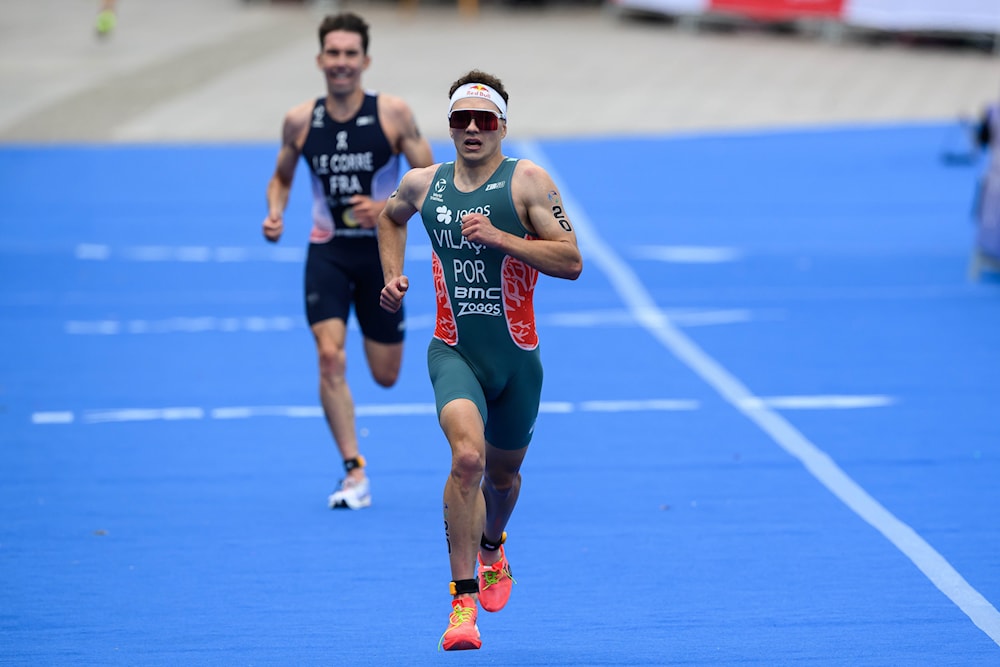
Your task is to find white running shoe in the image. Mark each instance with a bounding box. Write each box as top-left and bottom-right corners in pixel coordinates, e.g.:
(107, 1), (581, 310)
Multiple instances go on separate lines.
(327, 476), (371, 510)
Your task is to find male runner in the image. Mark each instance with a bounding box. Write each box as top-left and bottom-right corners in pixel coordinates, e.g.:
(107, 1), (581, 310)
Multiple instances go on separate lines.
(377, 69), (582, 649)
(262, 12), (433, 509)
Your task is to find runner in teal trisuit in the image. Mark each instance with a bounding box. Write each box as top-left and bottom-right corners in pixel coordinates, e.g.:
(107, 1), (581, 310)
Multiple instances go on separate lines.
(377, 69), (583, 651)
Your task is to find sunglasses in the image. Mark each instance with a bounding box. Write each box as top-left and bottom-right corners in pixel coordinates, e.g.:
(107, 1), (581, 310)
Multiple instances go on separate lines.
(448, 108), (505, 131)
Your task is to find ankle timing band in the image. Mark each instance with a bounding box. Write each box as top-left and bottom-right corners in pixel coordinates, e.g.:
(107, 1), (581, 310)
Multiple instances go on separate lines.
(480, 531), (507, 552)
(450, 579), (479, 596)
(343, 455), (366, 473)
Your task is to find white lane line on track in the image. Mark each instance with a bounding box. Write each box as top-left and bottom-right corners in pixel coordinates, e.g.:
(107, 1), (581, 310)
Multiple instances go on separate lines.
(72, 242), (744, 266)
(32, 399), (698, 425)
(31, 411), (74, 424)
(632, 245), (744, 263)
(581, 399), (700, 412)
(74, 243), (305, 263)
(515, 139), (1000, 646)
(84, 407), (205, 423)
(66, 316), (299, 335)
(743, 395), (896, 410)
(30, 395), (895, 427)
(62, 308), (756, 336)
(545, 307), (757, 328)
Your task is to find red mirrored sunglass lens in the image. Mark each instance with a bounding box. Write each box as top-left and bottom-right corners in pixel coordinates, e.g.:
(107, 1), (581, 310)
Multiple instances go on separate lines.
(448, 109), (500, 131)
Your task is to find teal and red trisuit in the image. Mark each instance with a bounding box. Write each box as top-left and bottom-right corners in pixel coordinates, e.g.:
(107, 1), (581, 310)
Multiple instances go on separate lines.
(421, 158), (543, 450)
(300, 92), (404, 342)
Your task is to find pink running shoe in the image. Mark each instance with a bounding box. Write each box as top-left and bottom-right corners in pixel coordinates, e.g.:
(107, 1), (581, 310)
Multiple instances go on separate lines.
(438, 597), (481, 651)
(477, 544), (515, 612)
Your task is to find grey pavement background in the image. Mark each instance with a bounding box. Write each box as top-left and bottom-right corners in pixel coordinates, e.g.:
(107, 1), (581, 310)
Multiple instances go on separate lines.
(1, 0), (999, 143)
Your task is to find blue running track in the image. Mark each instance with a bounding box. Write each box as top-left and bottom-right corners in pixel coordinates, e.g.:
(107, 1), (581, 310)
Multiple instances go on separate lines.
(2, 123), (999, 665)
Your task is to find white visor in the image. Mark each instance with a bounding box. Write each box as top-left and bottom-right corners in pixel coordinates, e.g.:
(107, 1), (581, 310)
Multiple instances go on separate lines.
(448, 83), (507, 118)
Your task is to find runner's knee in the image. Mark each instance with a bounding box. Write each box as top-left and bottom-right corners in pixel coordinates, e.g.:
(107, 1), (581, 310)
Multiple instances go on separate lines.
(484, 469), (519, 495)
(370, 364), (399, 388)
(317, 342), (346, 377)
(450, 447), (485, 486)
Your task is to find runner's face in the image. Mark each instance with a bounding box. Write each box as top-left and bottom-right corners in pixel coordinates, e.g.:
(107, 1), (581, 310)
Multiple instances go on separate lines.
(317, 30), (369, 94)
(449, 99), (506, 160)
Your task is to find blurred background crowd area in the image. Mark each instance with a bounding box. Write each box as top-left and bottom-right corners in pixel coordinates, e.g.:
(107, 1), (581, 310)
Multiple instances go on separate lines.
(2, 0), (998, 144)
(254, 0), (1000, 52)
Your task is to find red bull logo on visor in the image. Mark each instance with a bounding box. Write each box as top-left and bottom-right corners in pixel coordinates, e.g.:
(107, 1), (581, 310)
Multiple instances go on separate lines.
(467, 85), (491, 98)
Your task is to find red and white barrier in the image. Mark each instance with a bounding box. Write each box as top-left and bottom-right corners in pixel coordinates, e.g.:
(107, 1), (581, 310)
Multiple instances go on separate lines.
(710, 0), (845, 21)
